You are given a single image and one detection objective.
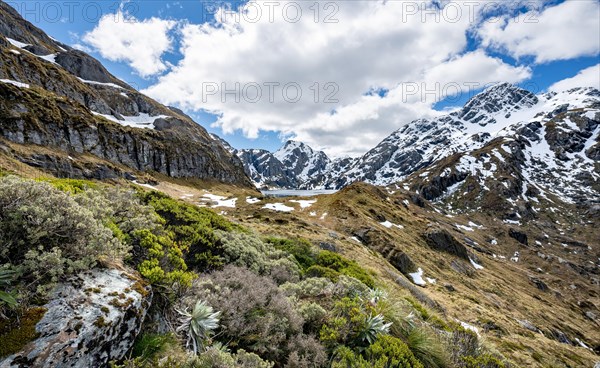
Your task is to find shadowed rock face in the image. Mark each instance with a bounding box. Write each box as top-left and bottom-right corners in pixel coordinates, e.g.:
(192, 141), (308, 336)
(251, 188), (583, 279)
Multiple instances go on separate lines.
(0, 2), (253, 187)
(424, 228), (469, 260)
(0, 269), (152, 368)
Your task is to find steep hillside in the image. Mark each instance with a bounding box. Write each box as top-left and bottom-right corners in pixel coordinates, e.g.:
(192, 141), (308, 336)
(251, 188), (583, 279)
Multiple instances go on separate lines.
(0, 2), (252, 187)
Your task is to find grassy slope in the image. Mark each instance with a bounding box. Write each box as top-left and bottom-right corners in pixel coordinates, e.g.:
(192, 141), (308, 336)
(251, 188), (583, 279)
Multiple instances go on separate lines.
(1, 161), (598, 367)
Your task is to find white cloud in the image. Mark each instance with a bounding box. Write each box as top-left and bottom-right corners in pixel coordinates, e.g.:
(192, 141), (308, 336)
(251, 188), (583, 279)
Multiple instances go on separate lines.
(478, 0), (600, 63)
(549, 64), (600, 92)
(423, 50), (532, 97)
(142, 0), (531, 157)
(83, 11), (176, 77)
(71, 43), (91, 53)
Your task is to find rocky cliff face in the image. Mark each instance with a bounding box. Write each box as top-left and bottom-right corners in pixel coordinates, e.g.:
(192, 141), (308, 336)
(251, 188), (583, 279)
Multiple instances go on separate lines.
(0, 268), (152, 368)
(401, 87), (600, 212)
(0, 2), (252, 187)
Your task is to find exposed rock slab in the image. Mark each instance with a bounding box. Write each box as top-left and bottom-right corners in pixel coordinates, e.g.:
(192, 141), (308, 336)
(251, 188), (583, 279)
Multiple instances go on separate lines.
(0, 268), (152, 368)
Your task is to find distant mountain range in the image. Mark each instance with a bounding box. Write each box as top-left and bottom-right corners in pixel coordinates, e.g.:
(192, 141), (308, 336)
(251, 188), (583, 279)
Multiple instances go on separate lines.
(230, 83), (599, 207)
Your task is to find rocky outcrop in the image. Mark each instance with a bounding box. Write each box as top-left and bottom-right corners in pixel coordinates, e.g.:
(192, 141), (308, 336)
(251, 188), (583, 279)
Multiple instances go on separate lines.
(0, 4), (253, 188)
(508, 229), (528, 246)
(0, 84), (251, 184)
(0, 268), (152, 368)
(423, 229), (469, 260)
(236, 148), (295, 188)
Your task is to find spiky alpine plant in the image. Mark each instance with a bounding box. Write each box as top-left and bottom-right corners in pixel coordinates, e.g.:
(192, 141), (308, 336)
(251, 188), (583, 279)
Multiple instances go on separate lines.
(176, 300), (221, 354)
(359, 314), (393, 345)
(0, 268), (17, 309)
(367, 288), (388, 305)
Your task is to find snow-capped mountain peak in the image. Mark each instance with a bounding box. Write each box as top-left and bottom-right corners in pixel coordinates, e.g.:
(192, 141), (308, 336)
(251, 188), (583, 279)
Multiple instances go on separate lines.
(456, 83), (539, 127)
(274, 140), (331, 184)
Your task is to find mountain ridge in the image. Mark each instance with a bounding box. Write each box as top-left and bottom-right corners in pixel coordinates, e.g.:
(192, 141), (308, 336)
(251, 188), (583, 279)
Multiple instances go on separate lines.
(234, 83), (599, 206)
(0, 1), (253, 188)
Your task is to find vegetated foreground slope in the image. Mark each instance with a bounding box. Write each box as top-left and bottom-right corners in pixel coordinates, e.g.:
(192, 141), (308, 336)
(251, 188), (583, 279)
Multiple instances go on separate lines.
(1, 162), (598, 367)
(0, 1), (252, 188)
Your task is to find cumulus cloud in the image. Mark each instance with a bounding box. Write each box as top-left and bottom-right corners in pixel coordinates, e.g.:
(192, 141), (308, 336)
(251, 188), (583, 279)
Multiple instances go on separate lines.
(478, 0), (600, 63)
(549, 64), (600, 92)
(83, 11), (176, 77)
(142, 0), (531, 157)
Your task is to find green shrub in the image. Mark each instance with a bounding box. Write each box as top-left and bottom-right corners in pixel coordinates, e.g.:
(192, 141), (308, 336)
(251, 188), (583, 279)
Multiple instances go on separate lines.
(306, 265), (341, 282)
(189, 266), (303, 363)
(332, 336), (424, 368)
(320, 296), (390, 350)
(0, 176), (127, 291)
(405, 326), (450, 368)
(365, 335), (424, 368)
(132, 229), (195, 288)
(140, 191), (235, 271)
(37, 177), (98, 194)
(216, 231), (300, 283)
(316, 251), (374, 288)
(265, 237), (316, 271)
(131, 333), (179, 362)
(461, 353), (506, 368)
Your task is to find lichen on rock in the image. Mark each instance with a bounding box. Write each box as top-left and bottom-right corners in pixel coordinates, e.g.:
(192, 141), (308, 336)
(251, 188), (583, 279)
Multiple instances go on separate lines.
(0, 268), (152, 368)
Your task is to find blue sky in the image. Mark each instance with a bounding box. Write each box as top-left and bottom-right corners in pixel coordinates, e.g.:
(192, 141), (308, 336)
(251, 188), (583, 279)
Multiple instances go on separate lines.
(8, 0), (600, 156)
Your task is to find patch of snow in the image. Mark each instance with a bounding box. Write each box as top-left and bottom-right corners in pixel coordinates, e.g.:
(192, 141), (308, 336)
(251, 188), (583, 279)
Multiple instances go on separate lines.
(6, 37), (29, 48)
(290, 199), (317, 208)
(38, 53), (58, 64)
(408, 268), (427, 286)
(246, 197), (261, 204)
(459, 321), (480, 335)
(503, 219), (521, 225)
(575, 338), (591, 350)
(131, 180), (156, 190)
(211, 198), (237, 208)
(469, 258), (484, 270)
(9, 49), (20, 55)
(510, 251), (520, 263)
(491, 239), (498, 245)
(92, 112), (168, 130)
(380, 220), (404, 229)
(468, 221), (483, 229)
(263, 203), (294, 212)
(320, 212), (328, 220)
(309, 211), (317, 217)
(351, 236), (362, 244)
(425, 277), (436, 284)
(0, 79), (29, 88)
(456, 224), (474, 232)
(79, 77), (124, 89)
(202, 193), (226, 201)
